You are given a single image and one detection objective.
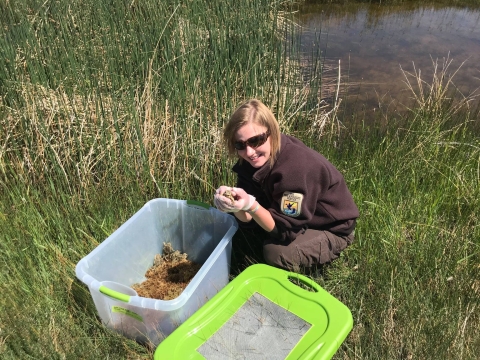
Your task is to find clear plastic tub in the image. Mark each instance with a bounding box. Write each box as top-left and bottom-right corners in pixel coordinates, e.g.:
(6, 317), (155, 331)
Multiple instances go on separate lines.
(75, 199), (238, 346)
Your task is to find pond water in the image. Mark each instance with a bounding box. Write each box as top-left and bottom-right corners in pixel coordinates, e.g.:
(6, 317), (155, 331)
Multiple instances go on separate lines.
(296, 3), (480, 117)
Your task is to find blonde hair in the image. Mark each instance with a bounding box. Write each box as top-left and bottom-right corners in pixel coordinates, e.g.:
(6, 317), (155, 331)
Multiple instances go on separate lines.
(223, 99), (281, 167)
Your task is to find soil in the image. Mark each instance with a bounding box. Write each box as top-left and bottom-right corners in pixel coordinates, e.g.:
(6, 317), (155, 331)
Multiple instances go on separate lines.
(132, 242), (201, 300)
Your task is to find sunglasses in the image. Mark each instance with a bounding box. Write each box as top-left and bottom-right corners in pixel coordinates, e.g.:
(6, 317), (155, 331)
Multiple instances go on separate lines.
(234, 131), (270, 150)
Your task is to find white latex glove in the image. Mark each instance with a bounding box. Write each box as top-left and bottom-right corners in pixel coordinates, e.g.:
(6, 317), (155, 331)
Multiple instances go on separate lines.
(214, 186), (235, 212)
(214, 186), (255, 213)
(230, 187), (256, 211)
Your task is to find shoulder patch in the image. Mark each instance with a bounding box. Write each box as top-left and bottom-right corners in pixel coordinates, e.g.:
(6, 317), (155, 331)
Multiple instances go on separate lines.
(281, 191), (303, 217)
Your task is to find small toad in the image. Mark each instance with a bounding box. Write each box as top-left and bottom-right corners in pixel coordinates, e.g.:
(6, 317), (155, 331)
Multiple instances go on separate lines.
(222, 189), (235, 205)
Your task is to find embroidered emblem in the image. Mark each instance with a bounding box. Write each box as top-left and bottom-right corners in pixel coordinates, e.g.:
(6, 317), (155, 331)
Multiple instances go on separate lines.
(281, 191), (303, 217)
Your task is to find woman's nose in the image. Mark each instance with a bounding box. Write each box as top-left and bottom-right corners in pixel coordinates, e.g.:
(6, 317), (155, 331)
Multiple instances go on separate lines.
(245, 145), (256, 156)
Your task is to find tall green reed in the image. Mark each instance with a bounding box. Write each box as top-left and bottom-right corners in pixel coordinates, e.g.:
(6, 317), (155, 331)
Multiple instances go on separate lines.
(1, 0), (317, 203)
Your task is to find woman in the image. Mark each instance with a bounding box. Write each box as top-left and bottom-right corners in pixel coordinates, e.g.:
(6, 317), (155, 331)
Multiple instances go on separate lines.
(214, 99), (359, 271)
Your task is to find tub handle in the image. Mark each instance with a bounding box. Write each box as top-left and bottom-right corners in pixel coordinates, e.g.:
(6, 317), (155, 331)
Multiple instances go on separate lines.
(99, 285), (131, 302)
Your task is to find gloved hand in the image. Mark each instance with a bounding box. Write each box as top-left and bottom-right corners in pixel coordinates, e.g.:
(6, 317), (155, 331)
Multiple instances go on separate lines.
(214, 186), (256, 213)
(214, 186), (235, 212)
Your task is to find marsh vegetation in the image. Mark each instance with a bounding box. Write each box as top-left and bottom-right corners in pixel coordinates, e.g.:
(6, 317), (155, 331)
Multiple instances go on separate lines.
(0, 0), (479, 359)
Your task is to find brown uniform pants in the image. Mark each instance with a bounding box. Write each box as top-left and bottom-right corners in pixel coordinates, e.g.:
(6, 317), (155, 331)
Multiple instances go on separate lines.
(263, 229), (354, 271)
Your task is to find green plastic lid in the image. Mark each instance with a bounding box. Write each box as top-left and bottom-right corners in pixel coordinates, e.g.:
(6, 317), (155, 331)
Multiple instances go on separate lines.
(154, 264), (353, 360)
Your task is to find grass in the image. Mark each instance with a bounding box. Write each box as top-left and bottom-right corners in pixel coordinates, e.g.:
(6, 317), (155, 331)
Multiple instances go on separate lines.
(326, 116), (480, 359)
(1, 0), (480, 359)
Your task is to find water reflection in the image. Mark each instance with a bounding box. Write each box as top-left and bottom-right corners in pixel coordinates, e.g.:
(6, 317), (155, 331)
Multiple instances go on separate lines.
(297, 3), (480, 117)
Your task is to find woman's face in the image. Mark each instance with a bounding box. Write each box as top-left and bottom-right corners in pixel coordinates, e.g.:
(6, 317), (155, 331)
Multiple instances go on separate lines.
(235, 123), (271, 168)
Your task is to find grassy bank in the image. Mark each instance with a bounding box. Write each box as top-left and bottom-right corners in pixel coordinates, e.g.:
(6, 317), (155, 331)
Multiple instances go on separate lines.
(323, 112), (480, 359)
(1, 0), (479, 359)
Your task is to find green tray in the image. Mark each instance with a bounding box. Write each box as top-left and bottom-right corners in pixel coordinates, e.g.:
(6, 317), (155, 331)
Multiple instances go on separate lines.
(154, 264), (353, 360)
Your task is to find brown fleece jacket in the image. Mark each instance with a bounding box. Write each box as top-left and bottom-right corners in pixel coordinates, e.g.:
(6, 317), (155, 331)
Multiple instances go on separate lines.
(233, 134), (359, 242)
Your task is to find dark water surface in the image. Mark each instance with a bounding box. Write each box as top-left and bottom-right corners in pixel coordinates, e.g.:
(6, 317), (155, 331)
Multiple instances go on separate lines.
(297, 3), (480, 117)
